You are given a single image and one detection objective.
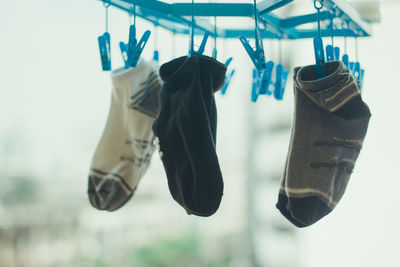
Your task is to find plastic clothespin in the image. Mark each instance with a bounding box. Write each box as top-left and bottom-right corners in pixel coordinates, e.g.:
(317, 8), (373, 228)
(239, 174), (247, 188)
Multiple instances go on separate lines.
(189, 32), (210, 57)
(274, 64), (289, 101)
(326, 45), (340, 62)
(152, 21), (160, 62)
(314, 37), (326, 78)
(120, 25), (151, 69)
(349, 62), (355, 76)
(342, 54), (349, 69)
(326, 44), (334, 62)
(353, 62), (362, 86)
(188, 0), (209, 57)
(98, 32), (111, 71)
(98, 1), (111, 71)
(221, 69), (236, 95)
(334, 47), (340, 60)
(258, 61), (274, 95)
(221, 57), (235, 95)
(119, 2), (151, 69)
(359, 68), (365, 89)
(239, 36), (267, 73)
(251, 69), (260, 102)
(153, 50), (159, 62)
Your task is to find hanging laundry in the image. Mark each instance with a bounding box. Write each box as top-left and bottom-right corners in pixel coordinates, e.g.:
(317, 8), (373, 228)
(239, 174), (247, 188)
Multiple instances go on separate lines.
(88, 60), (162, 211)
(152, 55), (227, 217)
(276, 61), (371, 227)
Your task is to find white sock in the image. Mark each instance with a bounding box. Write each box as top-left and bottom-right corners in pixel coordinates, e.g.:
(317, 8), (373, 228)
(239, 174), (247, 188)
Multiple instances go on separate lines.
(88, 60), (162, 211)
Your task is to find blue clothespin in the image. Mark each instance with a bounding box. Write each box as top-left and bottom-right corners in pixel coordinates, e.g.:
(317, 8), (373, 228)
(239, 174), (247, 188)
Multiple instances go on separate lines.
(326, 45), (340, 62)
(313, 0), (326, 79)
(354, 38), (364, 89)
(153, 50), (159, 62)
(342, 54), (349, 69)
(274, 64), (289, 101)
(272, 40), (288, 101)
(120, 4), (151, 69)
(239, 36), (267, 73)
(98, 1), (111, 71)
(239, 0), (268, 72)
(258, 61), (274, 95)
(120, 26), (151, 68)
(359, 68), (365, 89)
(353, 62), (364, 89)
(153, 21), (159, 62)
(326, 44), (334, 62)
(349, 62), (355, 76)
(314, 37), (326, 78)
(334, 47), (340, 60)
(221, 57), (235, 95)
(188, 0), (209, 57)
(221, 69), (236, 95)
(98, 32), (111, 71)
(189, 32), (210, 56)
(251, 69), (260, 102)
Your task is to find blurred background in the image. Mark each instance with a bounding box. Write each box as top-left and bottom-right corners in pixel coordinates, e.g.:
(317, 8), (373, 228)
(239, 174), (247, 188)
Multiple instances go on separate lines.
(0, 0), (399, 266)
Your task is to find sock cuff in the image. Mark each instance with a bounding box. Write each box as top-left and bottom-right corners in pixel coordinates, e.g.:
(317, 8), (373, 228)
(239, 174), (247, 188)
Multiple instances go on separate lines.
(111, 60), (154, 89)
(159, 55), (227, 93)
(294, 61), (360, 112)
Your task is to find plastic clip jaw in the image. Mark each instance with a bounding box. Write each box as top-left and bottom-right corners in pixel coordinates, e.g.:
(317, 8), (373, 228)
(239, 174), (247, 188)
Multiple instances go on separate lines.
(153, 50), (159, 62)
(221, 69), (236, 95)
(251, 69), (260, 103)
(98, 32), (111, 71)
(190, 32), (210, 57)
(239, 36), (267, 73)
(326, 45), (340, 62)
(342, 54), (349, 69)
(221, 57), (235, 95)
(258, 61), (274, 95)
(120, 25), (151, 69)
(314, 37), (326, 79)
(326, 44), (334, 62)
(273, 64), (289, 101)
(334, 47), (340, 61)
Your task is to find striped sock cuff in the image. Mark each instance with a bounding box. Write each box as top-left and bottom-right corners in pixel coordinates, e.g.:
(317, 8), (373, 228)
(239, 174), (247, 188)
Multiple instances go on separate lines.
(294, 61), (360, 112)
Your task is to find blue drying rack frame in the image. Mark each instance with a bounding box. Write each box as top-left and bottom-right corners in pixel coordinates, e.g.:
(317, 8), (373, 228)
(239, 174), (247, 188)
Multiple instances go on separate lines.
(100, 0), (373, 39)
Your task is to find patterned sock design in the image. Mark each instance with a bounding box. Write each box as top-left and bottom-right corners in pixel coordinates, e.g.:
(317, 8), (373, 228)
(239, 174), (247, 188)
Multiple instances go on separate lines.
(88, 61), (162, 211)
(276, 61), (371, 227)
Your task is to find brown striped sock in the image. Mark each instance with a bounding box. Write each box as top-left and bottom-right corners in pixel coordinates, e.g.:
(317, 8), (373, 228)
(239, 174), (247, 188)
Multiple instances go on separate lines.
(276, 61), (371, 227)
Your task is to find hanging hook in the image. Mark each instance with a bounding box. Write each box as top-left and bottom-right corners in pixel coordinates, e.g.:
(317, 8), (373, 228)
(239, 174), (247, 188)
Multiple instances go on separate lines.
(153, 20), (159, 62)
(342, 21), (350, 68)
(188, 0), (209, 56)
(98, 0), (112, 71)
(213, 15), (217, 59)
(314, 0), (323, 37)
(313, 0), (326, 78)
(190, 0), (195, 55)
(326, 16), (334, 61)
(273, 39), (289, 100)
(103, 0), (110, 32)
(128, 0), (137, 26)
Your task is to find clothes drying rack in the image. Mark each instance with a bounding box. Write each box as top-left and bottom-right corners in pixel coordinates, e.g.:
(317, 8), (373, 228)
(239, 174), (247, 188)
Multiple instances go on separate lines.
(98, 0), (373, 39)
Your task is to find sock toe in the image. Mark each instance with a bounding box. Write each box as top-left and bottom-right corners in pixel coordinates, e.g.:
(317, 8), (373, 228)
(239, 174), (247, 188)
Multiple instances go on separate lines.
(276, 193), (308, 228)
(88, 176), (134, 211)
(289, 197), (331, 227)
